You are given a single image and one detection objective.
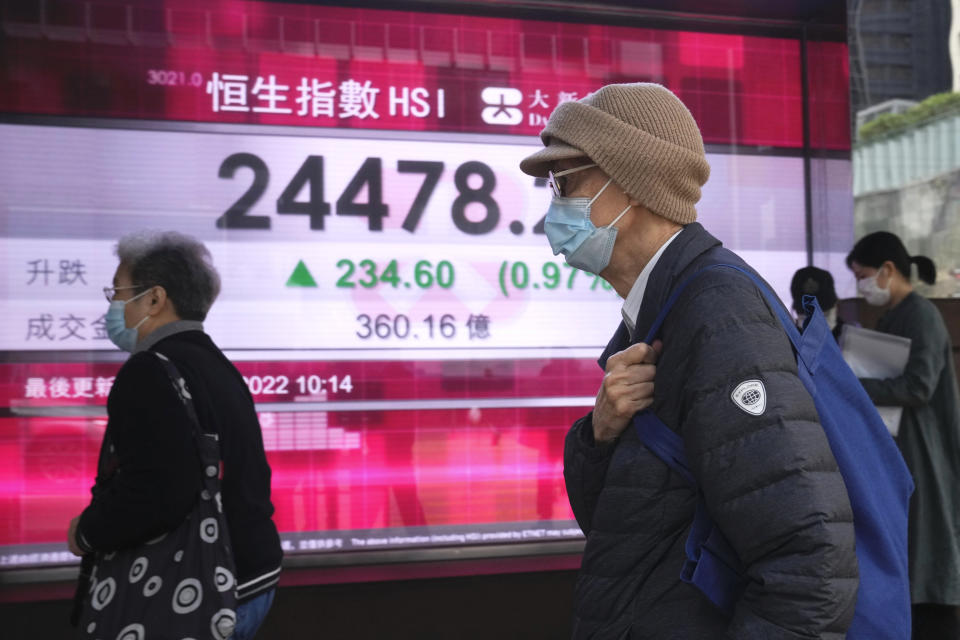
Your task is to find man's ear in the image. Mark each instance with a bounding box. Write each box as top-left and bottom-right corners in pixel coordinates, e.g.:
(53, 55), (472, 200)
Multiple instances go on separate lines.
(146, 286), (168, 316)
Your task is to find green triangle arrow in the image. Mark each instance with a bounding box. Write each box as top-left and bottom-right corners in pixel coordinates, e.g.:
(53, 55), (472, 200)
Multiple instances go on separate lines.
(286, 260), (318, 288)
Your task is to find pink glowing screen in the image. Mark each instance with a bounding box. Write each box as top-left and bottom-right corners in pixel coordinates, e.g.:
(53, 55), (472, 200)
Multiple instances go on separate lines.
(0, 0), (849, 570)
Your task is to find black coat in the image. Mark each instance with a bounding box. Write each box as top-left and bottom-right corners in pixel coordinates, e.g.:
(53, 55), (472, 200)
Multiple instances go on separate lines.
(564, 224), (858, 638)
(78, 329), (282, 601)
(861, 292), (960, 604)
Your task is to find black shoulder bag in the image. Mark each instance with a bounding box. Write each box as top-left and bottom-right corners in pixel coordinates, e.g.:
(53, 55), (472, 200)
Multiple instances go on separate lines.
(74, 352), (238, 639)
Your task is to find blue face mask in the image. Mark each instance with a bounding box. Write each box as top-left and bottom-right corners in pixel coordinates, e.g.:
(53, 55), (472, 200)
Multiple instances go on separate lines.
(105, 288), (152, 352)
(543, 176), (632, 275)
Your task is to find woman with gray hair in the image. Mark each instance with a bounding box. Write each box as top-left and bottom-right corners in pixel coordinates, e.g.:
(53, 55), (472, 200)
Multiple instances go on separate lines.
(67, 231), (282, 639)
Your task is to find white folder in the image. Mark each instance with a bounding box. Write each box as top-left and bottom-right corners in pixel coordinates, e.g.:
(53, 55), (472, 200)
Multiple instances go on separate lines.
(840, 324), (912, 436)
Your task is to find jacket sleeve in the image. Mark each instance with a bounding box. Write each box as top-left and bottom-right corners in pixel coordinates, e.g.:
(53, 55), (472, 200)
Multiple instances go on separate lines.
(672, 275), (858, 639)
(860, 306), (946, 408)
(563, 412), (617, 535)
(77, 353), (200, 552)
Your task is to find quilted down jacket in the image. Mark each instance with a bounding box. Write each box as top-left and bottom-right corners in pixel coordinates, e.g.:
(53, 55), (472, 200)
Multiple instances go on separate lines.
(564, 223), (858, 639)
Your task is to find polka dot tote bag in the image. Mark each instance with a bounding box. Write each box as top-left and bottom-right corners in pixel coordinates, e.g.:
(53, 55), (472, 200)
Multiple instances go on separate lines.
(78, 353), (238, 640)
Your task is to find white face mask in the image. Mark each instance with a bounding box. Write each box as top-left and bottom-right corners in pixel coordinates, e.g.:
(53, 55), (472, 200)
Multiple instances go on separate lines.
(858, 273), (891, 307)
(106, 288), (152, 352)
(544, 164), (631, 275)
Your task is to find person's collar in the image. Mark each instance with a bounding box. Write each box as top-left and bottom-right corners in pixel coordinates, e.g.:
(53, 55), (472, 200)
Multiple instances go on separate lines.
(621, 229), (683, 338)
(134, 320), (204, 353)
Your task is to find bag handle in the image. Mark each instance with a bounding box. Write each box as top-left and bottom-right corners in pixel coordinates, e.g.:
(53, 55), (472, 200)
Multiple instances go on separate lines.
(642, 263), (827, 371)
(151, 352), (223, 478)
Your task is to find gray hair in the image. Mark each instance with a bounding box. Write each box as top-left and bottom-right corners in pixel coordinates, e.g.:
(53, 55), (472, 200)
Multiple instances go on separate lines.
(115, 231), (221, 321)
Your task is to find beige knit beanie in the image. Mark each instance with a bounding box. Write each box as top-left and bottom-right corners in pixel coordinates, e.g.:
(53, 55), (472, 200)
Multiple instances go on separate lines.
(519, 83), (710, 225)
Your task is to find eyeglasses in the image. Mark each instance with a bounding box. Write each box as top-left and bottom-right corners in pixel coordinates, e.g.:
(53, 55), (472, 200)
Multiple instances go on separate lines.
(103, 285), (144, 303)
(547, 163), (598, 198)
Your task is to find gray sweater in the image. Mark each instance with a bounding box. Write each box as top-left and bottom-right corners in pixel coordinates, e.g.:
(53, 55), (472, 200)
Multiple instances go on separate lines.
(564, 223), (858, 639)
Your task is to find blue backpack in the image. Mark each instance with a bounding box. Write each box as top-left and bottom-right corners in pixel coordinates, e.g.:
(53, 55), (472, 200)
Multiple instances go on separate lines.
(634, 263), (913, 638)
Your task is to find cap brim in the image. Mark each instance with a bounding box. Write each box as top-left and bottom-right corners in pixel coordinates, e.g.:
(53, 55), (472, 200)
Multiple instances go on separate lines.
(519, 141), (587, 178)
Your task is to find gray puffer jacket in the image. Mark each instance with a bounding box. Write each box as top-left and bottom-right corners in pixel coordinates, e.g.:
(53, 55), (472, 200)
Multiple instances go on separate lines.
(565, 223), (858, 639)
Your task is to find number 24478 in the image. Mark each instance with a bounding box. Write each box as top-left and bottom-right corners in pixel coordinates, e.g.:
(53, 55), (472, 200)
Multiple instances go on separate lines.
(215, 154), (547, 236)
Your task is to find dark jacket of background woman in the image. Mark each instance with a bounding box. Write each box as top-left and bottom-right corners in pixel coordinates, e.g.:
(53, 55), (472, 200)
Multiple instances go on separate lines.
(861, 292), (960, 604)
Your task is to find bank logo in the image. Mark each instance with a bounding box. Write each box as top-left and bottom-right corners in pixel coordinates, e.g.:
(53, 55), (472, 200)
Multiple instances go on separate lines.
(481, 87), (523, 125)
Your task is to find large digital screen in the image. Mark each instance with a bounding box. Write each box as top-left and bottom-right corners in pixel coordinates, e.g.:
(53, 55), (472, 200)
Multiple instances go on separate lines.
(0, 0), (850, 571)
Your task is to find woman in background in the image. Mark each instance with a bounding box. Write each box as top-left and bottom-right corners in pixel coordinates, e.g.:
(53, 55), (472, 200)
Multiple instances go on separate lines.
(847, 231), (960, 639)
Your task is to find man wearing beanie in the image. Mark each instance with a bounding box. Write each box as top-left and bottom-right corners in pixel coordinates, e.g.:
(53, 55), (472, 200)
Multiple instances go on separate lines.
(520, 83), (857, 639)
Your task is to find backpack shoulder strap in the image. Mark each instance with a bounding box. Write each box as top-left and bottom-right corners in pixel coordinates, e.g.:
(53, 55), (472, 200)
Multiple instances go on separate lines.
(644, 263), (801, 347)
(634, 263), (769, 615)
(633, 411), (694, 485)
(634, 411), (746, 615)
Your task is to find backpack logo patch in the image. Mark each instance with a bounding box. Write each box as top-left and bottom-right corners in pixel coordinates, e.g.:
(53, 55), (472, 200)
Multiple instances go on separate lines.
(731, 380), (766, 416)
